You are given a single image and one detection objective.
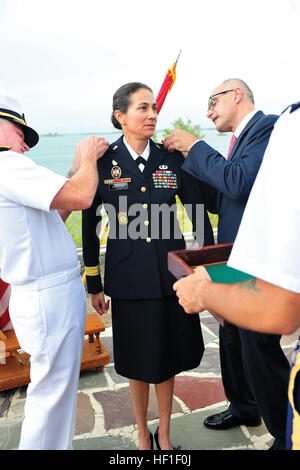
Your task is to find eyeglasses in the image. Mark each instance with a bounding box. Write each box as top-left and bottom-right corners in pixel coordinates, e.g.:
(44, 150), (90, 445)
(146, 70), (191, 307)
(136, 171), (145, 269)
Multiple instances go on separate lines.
(207, 89), (234, 112)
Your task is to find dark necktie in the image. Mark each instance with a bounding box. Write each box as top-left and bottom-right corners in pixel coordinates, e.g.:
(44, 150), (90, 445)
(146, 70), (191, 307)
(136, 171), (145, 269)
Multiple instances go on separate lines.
(226, 134), (237, 159)
(135, 156), (147, 170)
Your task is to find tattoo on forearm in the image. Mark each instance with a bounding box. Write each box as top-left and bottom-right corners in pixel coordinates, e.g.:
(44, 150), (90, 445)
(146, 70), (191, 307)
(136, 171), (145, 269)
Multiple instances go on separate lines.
(238, 278), (261, 294)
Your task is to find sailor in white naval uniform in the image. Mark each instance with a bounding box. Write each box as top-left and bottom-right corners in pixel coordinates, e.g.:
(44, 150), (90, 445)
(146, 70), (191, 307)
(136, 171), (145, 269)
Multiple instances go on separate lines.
(0, 96), (108, 450)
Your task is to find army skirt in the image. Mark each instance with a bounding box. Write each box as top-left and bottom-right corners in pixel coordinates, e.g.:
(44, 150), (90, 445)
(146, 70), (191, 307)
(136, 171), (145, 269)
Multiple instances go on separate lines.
(111, 295), (204, 384)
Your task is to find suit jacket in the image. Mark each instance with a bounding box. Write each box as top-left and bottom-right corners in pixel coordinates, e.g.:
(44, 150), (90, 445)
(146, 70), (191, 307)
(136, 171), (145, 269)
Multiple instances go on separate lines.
(82, 136), (214, 298)
(182, 111), (278, 242)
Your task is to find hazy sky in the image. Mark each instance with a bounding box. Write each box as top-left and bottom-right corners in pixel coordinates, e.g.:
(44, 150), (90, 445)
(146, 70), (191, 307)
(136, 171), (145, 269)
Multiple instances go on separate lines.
(0, 0), (299, 134)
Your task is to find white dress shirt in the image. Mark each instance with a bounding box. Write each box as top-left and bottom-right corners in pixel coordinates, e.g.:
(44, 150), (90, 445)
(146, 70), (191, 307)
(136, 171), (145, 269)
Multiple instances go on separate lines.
(123, 137), (150, 171)
(233, 110), (256, 138)
(0, 150), (78, 285)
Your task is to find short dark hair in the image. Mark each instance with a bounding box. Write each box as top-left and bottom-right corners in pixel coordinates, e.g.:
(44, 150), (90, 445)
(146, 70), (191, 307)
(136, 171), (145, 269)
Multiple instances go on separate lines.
(111, 82), (153, 130)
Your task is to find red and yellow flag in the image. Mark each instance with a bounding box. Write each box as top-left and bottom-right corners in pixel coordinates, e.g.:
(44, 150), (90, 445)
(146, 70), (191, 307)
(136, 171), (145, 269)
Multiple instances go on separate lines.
(156, 51), (181, 114)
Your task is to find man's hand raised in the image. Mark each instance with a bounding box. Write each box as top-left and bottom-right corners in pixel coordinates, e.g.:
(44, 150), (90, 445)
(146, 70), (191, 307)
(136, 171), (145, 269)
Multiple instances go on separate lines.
(163, 129), (198, 156)
(78, 136), (109, 163)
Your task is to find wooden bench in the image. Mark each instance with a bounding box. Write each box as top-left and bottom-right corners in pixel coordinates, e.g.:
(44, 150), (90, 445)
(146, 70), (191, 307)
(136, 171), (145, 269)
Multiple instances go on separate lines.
(0, 312), (110, 391)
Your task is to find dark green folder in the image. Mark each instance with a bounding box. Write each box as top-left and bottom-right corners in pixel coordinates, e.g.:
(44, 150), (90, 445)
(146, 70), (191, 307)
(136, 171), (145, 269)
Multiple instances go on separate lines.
(204, 262), (254, 284)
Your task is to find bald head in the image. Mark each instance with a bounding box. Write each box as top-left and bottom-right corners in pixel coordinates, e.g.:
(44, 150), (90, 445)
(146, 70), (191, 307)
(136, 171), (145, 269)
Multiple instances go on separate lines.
(207, 78), (255, 132)
(222, 79), (254, 104)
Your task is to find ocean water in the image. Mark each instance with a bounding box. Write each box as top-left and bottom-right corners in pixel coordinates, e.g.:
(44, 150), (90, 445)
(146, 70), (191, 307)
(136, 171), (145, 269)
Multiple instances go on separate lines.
(28, 129), (232, 175)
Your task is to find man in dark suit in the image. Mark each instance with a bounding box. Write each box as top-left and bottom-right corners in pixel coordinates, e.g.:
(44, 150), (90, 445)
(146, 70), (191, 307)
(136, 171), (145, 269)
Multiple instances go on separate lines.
(163, 78), (290, 450)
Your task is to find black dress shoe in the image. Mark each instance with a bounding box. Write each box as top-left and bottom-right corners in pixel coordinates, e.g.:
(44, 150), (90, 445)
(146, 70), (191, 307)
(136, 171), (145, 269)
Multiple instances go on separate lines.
(139, 430), (153, 450)
(154, 427), (181, 450)
(268, 438), (286, 450)
(154, 427), (161, 450)
(204, 409), (261, 430)
(149, 431), (153, 450)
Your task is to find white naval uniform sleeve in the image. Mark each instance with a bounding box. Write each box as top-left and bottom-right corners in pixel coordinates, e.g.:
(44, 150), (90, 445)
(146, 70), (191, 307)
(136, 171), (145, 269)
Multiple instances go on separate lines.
(0, 151), (67, 211)
(228, 106), (300, 294)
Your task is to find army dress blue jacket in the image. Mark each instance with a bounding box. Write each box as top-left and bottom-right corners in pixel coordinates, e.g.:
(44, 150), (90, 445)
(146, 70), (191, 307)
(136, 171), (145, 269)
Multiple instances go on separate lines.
(82, 136), (214, 299)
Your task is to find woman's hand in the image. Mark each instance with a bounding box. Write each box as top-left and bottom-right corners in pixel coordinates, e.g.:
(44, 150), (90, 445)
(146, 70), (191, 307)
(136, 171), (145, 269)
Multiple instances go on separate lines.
(91, 291), (110, 316)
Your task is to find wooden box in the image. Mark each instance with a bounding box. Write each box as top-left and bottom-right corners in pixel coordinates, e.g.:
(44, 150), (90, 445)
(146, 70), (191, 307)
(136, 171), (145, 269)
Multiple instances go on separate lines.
(168, 243), (254, 326)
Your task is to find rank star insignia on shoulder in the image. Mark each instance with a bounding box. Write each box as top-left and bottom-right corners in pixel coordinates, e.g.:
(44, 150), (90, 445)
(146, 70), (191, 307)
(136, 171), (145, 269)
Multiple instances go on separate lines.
(155, 143), (164, 150)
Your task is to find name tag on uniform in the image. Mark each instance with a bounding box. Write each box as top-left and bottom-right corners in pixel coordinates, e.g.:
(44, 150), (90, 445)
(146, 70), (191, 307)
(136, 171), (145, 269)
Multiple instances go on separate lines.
(104, 178), (131, 191)
(152, 170), (178, 189)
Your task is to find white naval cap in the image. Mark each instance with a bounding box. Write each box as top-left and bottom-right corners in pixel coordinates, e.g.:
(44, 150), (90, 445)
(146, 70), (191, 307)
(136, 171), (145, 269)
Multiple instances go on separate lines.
(0, 95), (39, 148)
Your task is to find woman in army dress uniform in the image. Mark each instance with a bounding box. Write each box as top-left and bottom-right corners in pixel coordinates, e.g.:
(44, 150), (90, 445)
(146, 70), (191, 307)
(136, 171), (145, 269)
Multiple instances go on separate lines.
(82, 82), (214, 450)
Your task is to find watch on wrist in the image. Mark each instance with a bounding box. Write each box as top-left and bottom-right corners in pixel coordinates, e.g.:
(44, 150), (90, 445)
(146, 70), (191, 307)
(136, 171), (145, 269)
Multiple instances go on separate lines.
(66, 169), (75, 178)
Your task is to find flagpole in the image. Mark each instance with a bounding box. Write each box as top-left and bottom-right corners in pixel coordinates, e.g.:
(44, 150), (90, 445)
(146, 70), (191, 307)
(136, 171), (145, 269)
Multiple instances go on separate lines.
(175, 49), (182, 64)
(156, 50), (182, 114)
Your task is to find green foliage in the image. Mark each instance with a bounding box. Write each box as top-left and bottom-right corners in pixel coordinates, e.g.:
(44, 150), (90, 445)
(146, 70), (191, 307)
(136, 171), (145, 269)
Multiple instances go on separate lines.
(65, 210), (109, 249)
(176, 197), (218, 231)
(65, 211), (82, 248)
(152, 130), (158, 142)
(175, 195), (192, 232)
(208, 212), (219, 229)
(162, 117), (204, 139)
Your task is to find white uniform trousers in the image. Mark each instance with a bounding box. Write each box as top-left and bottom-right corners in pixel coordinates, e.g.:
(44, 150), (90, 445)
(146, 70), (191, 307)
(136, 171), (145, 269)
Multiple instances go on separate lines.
(9, 265), (86, 450)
